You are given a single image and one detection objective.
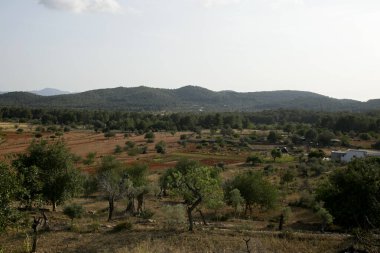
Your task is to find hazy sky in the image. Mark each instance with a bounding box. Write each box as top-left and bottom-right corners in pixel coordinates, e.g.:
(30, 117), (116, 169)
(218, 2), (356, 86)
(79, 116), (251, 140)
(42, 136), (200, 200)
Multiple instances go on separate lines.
(0, 0), (379, 101)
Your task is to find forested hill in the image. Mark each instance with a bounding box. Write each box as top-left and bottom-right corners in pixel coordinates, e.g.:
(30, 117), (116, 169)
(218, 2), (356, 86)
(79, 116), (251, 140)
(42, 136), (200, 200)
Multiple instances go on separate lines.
(0, 85), (379, 112)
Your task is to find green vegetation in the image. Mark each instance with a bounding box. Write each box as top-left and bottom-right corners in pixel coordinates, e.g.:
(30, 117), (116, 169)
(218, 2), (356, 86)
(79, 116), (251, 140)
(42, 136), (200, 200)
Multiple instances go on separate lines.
(317, 157), (380, 229)
(13, 140), (82, 211)
(0, 162), (19, 231)
(226, 172), (278, 216)
(167, 159), (224, 231)
(0, 86), (379, 111)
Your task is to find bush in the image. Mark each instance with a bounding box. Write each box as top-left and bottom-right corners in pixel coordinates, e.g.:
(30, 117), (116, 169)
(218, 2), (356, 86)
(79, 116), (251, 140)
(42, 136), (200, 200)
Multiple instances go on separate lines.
(125, 141), (135, 149)
(83, 152), (96, 165)
(88, 221), (101, 232)
(127, 147), (141, 156)
(155, 141), (167, 154)
(359, 133), (371, 141)
(246, 155), (262, 166)
(144, 131), (155, 139)
(104, 132), (116, 138)
(114, 145), (123, 154)
(63, 203), (85, 221)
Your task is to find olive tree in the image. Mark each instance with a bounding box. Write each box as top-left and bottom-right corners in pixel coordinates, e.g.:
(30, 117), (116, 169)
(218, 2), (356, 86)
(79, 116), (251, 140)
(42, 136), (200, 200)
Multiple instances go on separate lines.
(97, 156), (130, 221)
(227, 171), (278, 216)
(168, 159), (224, 231)
(13, 140), (82, 211)
(125, 163), (149, 215)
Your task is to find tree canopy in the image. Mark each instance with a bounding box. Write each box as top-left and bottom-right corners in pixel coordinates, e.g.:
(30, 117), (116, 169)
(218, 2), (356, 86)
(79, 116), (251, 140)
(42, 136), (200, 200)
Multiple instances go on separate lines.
(227, 171), (278, 215)
(168, 159), (224, 231)
(13, 140), (82, 211)
(316, 157), (380, 229)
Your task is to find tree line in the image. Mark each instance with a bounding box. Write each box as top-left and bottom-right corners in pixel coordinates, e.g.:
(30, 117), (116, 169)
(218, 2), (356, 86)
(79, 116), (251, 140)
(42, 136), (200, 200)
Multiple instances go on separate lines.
(1, 107), (380, 134)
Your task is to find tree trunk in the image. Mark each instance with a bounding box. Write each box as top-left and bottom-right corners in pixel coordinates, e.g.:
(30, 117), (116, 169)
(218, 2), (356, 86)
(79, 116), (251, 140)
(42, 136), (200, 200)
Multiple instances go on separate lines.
(108, 196), (114, 221)
(137, 193), (144, 214)
(187, 197), (202, 231)
(52, 201), (56, 212)
(31, 217), (41, 253)
(187, 208), (194, 232)
(40, 210), (49, 230)
(197, 209), (207, 226)
(278, 214), (284, 231)
(125, 196), (135, 214)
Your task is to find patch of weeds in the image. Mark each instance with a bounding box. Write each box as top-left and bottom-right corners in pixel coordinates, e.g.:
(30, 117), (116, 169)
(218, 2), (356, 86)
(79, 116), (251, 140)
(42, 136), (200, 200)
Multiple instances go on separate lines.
(88, 221), (101, 233)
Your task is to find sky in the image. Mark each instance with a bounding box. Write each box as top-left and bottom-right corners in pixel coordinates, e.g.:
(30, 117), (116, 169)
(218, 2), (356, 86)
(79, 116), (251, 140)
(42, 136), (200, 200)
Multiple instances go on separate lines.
(0, 0), (380, 101)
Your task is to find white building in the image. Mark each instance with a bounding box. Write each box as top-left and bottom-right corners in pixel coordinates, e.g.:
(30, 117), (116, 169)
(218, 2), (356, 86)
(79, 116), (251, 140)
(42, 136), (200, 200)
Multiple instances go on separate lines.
(331, 149), (380, 163)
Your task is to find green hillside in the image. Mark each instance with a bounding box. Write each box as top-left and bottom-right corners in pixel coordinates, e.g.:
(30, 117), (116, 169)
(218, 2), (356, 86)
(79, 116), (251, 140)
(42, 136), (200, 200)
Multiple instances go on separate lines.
(0, 85), (376, 112)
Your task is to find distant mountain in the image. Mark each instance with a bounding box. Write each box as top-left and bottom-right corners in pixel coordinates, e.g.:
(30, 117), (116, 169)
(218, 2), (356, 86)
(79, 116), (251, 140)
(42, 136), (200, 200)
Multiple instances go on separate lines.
(31, 88), (70, 96)
(0, 85), (378, 112)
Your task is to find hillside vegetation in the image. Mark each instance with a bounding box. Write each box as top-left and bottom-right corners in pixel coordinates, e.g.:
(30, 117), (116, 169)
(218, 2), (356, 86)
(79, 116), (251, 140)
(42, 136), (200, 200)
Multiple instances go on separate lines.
(1, 85), (379, 111)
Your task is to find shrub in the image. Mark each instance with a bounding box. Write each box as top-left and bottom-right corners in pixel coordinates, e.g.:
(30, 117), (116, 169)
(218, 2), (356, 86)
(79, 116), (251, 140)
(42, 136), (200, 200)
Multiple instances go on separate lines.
(83, 152), (96, 165)
(246, 155), (262, 166)
(114, 145), (123, 154)
(63, 203), (85, 221)
(104, 132), (116, 138)
(359, 133), (371, 141)
(144, 131), (155, 139)
(125, 141), (135, 149)
(155, 141), (167, 154)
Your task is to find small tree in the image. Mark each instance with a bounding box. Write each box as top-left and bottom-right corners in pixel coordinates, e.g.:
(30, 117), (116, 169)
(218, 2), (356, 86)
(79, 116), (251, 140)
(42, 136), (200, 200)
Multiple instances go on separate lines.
(97, 156), (129, 221)
(125, 163), (149, 214)
(280, 169), (295, 188)
(271, 149), (282, 161)
(228, 172), (278, 216)
(316, 207), (333, 232)
(228, 188), (244, 216)
(168, 159), (224, 231)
